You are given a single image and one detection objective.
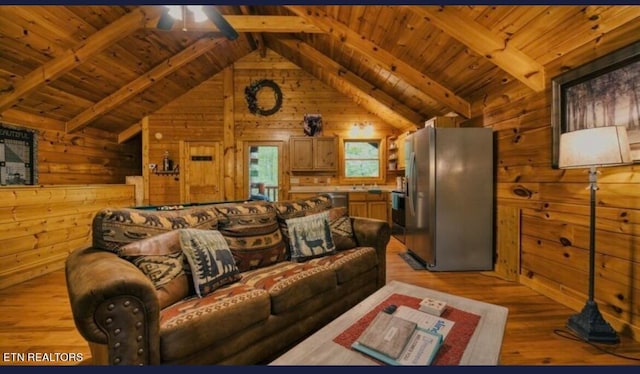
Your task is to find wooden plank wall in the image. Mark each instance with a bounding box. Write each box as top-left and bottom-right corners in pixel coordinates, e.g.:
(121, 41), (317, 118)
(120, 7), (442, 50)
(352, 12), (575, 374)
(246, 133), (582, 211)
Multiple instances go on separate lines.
(146, 49), (398, 205)
(487, 24), (640, 339)
(0, 112), (139, 289)
(0, 185), (134, 289)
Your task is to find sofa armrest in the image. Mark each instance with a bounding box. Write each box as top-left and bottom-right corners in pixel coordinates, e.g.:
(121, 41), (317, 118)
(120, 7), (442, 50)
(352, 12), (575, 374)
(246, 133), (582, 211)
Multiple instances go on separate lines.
(65, 247), (161, 365)
(351, 217), (391, 289)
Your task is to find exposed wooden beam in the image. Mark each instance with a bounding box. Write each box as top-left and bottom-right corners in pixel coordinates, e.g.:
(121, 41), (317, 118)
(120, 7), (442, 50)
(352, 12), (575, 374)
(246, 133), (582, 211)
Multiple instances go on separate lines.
(410, 6), (546, 92)
(239, 6), (266, 58)
(286, 5), (471, 119)
(269, 36), (420, 131)
(117, 122), (142, 144)
(0, 6), (162, 113)
(145, 15), (324, 33)
(66, 36), (225, 133)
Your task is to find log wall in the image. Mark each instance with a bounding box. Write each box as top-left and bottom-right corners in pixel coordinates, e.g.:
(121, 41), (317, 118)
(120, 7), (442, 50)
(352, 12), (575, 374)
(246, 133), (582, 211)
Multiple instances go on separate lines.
(0, 112), (140, 289)
(0, 185), (134, 289)
(146, 49), (399, 205)
(487, 25), (640, 339)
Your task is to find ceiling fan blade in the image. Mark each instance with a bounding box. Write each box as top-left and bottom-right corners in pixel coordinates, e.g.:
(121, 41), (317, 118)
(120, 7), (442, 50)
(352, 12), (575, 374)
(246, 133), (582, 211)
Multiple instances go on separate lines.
(203, 6), (239, 40)
(157, 7), (175, 31)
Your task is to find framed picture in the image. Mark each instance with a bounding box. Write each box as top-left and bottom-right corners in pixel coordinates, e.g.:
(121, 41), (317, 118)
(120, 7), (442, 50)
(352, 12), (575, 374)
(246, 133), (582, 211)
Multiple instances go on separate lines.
(0, 123), (38, 186)
(551, 40), (640, 168)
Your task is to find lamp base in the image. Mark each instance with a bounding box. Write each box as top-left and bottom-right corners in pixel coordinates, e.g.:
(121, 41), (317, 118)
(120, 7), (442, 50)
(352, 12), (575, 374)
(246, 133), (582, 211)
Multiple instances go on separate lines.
(567, 300), (619, 344)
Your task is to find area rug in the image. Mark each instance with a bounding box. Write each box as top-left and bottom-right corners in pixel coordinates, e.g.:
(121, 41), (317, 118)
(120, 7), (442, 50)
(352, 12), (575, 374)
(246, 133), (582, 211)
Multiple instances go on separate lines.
(333, 293), (481, 365)
(398, 251), (426, 270)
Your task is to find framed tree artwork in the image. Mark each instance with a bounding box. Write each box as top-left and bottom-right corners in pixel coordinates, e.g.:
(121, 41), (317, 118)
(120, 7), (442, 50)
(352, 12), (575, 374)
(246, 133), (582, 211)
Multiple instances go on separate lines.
(0, 123), (38, 186)
(551, 40), (640, 168)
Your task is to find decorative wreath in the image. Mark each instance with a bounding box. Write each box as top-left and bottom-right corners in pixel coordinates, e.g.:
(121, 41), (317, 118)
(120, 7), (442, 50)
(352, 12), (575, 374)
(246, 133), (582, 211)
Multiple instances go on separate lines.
(244, 79), (283, 116)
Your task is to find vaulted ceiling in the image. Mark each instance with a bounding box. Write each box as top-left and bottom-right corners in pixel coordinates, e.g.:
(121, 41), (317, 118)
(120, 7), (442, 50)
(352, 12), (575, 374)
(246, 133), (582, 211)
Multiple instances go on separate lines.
(1, 5), (639, 138)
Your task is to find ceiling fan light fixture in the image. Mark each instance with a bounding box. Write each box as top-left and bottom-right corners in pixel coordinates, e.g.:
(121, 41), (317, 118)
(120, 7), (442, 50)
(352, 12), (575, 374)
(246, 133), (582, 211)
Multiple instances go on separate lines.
(188, 6), (208, 23)
(166, 5), (183, 21)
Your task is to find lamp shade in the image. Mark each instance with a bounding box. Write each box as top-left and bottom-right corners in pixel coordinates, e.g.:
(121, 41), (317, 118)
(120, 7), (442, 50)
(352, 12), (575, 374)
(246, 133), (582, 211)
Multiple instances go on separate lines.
(558, 126), (632, 169)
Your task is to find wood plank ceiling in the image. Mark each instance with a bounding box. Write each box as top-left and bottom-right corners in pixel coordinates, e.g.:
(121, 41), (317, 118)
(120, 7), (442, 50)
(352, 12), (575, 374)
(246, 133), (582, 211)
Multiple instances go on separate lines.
(1, 5), (639, 137)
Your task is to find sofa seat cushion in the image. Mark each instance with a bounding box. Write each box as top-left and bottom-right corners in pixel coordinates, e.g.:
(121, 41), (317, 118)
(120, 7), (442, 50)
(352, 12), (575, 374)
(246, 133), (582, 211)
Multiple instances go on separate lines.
(159, 282), (270, 361)
(239, 261), (337, 314)
(307, 247), (378, 284)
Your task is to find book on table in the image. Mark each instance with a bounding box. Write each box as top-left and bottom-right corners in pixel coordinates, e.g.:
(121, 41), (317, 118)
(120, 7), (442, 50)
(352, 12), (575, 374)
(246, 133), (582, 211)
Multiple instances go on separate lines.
(351, 307), (454, 365)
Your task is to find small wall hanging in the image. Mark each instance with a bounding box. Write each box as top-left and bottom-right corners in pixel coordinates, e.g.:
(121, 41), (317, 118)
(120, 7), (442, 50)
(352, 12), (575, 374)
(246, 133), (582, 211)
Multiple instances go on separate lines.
(244, 79), (283, 116)
(0, 123), (38, 186)
(303, 114), (323, 137)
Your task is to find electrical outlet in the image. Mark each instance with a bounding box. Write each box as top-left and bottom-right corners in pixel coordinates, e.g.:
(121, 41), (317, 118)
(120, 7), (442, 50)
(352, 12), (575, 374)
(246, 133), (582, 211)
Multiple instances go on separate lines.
(148, 163), (157, 170)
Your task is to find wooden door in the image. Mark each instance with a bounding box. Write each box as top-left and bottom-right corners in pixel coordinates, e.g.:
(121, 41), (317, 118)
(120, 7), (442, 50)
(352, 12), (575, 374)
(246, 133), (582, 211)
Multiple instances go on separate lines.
(182, 142), (222, 204)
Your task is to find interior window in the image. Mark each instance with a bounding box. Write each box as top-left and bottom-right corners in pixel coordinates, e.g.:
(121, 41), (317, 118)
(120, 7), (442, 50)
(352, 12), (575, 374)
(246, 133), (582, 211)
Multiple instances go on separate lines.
(344, 140), (381, 178)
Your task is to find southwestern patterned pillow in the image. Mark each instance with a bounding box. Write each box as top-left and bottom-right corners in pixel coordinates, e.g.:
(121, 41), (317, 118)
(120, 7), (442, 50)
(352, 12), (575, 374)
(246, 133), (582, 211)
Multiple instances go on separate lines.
(117, 230), (193, 309)
(179, 229), (242, 297)
(327, 206), (357, 251)
(214, 201), (287, 272)
(286, 211), (336, 262)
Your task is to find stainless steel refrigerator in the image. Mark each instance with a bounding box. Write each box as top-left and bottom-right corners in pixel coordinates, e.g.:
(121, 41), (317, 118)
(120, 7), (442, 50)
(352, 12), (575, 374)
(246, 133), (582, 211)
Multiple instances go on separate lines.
(404, 126), (493, 271)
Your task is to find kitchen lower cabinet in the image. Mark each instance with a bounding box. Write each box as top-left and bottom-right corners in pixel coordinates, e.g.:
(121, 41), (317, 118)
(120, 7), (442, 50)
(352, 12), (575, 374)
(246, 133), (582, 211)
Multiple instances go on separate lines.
(348, 192), (388, 221)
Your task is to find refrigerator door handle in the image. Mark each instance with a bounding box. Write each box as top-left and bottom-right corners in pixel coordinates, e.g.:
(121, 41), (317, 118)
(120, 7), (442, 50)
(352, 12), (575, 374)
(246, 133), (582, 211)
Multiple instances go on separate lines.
(408, 152), (417, 217)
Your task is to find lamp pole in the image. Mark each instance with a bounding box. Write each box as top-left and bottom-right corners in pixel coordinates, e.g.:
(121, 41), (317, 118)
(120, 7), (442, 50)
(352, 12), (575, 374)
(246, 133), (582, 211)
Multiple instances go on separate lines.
(566, 166), (619, 343)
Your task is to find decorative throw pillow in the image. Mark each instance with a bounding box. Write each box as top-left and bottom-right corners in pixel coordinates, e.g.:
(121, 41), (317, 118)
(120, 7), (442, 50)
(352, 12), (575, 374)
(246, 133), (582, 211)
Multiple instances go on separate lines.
(285, 210), (336, 262)
(273, 194), (333, 254)
(326, 206), (357, 251)
(179, 229), (242, 297)
(117, 230), (193, 309)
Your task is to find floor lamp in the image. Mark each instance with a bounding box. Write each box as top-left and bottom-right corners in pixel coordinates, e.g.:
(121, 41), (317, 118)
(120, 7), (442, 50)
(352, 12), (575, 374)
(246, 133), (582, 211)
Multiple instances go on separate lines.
(558, 125), (632, 343)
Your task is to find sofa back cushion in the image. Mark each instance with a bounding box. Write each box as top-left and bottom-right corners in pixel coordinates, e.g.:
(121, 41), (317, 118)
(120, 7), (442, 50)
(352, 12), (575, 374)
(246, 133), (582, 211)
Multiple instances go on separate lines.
(272, 194), (332, 254)
(118, 230), (193, 309)
(92, 206), (219, 252)
(214, 201), (287, 272)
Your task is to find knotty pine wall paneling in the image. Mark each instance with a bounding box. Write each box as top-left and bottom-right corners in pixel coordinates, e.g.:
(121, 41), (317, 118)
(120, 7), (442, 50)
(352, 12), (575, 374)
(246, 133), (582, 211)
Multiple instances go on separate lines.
(0, 185), (134, 289)
(0, 111), (140, 289)
(486, 23), (640, 340)
(146, 49), (399, 205)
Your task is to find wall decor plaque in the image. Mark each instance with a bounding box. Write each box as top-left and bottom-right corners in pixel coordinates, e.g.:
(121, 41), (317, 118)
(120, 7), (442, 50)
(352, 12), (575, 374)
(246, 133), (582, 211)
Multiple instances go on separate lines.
(0, 124), (38, 185)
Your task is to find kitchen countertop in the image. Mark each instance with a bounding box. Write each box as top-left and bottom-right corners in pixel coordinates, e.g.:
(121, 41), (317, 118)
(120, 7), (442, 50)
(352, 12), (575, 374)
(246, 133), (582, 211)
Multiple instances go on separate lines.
(289, 185), (395, 193)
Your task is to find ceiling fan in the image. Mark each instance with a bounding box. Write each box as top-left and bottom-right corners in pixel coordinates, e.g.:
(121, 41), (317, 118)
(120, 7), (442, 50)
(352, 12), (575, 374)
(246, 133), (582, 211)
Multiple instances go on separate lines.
(156, 5), (239, 40)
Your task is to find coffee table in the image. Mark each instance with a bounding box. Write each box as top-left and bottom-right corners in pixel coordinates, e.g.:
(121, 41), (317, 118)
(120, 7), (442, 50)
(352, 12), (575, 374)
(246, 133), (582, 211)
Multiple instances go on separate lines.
(270, 280), (508, 365)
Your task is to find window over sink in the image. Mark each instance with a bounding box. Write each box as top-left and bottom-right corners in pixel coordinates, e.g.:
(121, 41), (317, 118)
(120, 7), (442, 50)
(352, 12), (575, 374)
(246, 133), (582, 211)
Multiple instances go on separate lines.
(343, 139), (382, 181)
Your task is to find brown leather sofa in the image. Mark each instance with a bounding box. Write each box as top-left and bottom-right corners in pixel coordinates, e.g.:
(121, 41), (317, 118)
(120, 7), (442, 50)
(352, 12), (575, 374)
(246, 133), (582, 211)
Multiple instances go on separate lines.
(65, 194), (390, 365)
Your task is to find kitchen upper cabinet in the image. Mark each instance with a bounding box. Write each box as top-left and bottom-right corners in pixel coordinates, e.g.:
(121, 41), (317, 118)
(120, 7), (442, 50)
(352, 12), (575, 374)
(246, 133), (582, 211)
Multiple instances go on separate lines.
(397, 132), (409, 170)
(290, 136), (337, 172)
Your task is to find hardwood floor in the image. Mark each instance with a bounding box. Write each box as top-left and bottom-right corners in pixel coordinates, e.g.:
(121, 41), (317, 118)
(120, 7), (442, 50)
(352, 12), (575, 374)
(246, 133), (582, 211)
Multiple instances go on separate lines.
(1, 236), (639, 366)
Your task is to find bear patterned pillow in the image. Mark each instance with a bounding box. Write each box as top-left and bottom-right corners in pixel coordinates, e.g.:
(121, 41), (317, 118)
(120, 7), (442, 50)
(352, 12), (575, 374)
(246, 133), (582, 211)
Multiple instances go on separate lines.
(285, 210), (336, 262)
(179, 229), (242, 297)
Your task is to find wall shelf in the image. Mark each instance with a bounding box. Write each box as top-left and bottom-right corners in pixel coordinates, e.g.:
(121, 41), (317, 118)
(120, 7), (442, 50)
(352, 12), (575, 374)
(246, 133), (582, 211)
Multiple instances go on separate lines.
(151, 164), (180, 177)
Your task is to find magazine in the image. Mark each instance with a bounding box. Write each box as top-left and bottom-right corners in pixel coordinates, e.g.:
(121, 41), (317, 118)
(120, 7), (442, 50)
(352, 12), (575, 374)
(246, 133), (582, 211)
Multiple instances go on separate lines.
(393, 305), (455, 339)
(351, 309), (445, 365)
